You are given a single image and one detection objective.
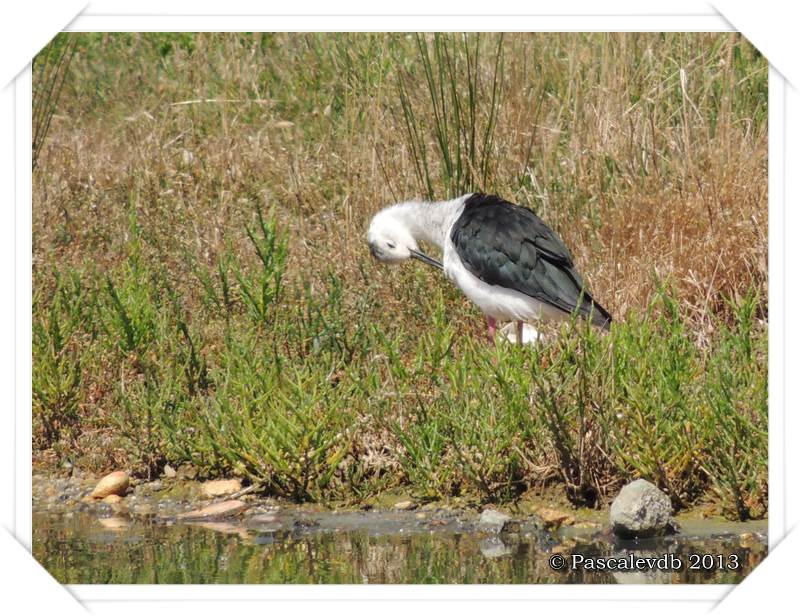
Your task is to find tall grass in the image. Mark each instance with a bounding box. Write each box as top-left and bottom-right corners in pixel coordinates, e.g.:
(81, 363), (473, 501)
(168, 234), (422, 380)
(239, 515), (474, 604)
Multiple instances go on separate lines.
(397, 33), (505, 199)
(32, 33), (768, 519)
(32, 34), (76, 170)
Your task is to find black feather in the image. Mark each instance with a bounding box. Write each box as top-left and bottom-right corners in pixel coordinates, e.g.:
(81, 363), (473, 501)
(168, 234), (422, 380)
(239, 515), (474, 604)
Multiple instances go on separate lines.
(450, 193), (612, 329)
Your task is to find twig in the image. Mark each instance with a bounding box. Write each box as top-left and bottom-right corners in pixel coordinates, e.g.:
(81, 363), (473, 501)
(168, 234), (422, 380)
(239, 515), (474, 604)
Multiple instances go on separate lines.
(171, 98), (272, 107)
(219, 482), (263, 502)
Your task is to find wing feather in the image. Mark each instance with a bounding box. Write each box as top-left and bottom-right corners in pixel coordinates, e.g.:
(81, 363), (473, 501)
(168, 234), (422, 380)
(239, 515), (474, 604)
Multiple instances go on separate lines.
(450, 193), (612, 328)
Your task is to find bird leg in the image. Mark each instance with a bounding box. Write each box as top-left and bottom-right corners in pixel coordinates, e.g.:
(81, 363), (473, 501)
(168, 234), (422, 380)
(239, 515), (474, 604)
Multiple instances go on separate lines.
(516, 321), (524, 346)
(487, 316), (497, 344)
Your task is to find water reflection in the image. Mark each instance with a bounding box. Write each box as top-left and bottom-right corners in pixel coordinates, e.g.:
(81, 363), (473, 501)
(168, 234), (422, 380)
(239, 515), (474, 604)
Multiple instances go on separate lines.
(33, 512), (766, 584)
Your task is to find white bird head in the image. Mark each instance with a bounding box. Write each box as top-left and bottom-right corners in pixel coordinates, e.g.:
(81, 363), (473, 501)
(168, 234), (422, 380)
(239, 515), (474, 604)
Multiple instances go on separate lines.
(367, 206), (442, 269)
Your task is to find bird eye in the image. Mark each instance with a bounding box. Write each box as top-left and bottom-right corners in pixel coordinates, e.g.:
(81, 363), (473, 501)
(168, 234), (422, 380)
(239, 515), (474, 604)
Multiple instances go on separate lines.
(386, 241), (396, 249)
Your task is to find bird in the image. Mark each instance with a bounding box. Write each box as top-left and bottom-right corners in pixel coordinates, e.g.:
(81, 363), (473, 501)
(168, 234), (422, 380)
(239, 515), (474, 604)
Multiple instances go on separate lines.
(367, 192), (612, 343)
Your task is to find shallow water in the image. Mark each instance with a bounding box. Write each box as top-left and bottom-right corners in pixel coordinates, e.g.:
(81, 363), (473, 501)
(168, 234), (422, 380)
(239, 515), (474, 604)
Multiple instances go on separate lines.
(33, 510), (767, 584)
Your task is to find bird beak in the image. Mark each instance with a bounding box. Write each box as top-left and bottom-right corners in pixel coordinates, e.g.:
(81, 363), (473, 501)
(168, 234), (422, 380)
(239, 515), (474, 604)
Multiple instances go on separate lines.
(410, 249), (443, 270)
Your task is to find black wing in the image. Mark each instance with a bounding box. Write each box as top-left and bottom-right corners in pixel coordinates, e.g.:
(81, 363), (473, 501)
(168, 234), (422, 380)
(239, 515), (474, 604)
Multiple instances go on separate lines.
(450, 193), (612, 329)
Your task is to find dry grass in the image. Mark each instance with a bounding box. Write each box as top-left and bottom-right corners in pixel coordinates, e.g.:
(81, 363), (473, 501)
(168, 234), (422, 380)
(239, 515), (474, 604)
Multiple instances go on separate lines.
(32, 33), (767, 516)
(35, 33), (766, 328)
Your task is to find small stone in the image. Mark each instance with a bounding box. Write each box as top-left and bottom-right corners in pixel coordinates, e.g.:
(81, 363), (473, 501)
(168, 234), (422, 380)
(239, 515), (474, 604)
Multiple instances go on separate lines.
(536, 507), (576, 530)
(163, 465), (177, 478)
(478, 508), (512, 533)
(739, 532), (758, 548)
(610, 479), (675, 539)
(91, 471), (129, 499)
(103, 494), (123, 504)
(201, 479), (243, 498)
(177, 500), (248, 521)
(393, 500), (417, 511)
(176, 464), (198, 481)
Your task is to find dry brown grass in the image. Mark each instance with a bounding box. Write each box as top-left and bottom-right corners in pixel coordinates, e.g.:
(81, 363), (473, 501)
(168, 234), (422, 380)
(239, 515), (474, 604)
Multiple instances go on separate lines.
(34, 33), (766, 335)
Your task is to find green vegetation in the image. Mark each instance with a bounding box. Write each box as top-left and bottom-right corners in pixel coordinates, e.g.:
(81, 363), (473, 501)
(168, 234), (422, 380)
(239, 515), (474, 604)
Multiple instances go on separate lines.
(33, 33), (767, 519)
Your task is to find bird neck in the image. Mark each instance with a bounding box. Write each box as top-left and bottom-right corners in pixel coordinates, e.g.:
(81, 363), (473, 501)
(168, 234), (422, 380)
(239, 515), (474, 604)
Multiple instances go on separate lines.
(391, 196), (466, 250)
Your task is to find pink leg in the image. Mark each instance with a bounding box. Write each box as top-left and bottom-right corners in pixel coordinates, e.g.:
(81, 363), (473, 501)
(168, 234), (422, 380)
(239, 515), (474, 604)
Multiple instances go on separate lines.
(487, 316), (497, 344)
(516, 321), (524, 346)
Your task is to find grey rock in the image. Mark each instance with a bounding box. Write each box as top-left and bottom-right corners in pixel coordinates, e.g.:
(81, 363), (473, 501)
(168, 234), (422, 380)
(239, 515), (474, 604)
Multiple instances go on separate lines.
(610, 479), (675, 539)
(163, 464), (177, 478)
(478, 508), (512, 533)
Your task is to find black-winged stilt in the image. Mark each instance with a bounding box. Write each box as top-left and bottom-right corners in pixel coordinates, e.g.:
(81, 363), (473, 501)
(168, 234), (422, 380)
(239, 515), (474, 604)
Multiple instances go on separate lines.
(367, 192), (612, 343)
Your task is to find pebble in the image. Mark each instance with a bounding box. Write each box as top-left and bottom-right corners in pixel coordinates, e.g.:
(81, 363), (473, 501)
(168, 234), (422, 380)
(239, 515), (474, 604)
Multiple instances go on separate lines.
(393, 500), (417, 511)
(163, 465), (177, 478)
(91, 471), (130, 499)
(536, 507), (575, 530)
(202, 479), (243, 498)
(478, 508), (513, 533)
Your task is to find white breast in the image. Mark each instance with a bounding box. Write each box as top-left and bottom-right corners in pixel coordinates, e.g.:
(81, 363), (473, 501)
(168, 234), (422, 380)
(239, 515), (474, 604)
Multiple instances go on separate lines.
(442, 235), (567, 324)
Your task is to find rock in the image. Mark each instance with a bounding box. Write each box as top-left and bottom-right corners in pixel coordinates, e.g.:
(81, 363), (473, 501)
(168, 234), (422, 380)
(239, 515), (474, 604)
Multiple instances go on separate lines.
(177, 500), (248, 521)
(610, 479), (675, 539)
(163, 464), (177, 478)
(201, 479), (242, 498)
(91, 471), (129, 499)
(103, 494), (123, 504)
(536, 507), (575, 530)
(393, 500), (417, 511)
(176, 464), (198, 481)
(478, 508), (512, 533)
(739, 532), (759, 549)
